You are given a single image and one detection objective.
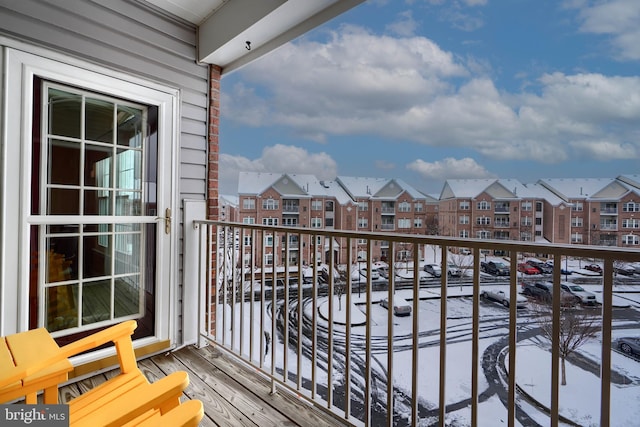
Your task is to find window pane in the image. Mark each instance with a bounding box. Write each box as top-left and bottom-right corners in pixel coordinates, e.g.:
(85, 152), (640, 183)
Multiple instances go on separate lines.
(84, 189), (112, 215)
(48, 188), (80, 215)
(116, 148), (141, 190)
(46, 236), (78, 282)
(49, 140), (80, 185)
(85, 98), (114, 143)
(46, 284), (78, 332)
(48, 89), (81, 138)
(82, 279), (111, 325)
(85, 144), (113, 187)
(115, 231), (140, 274)
(117, 106), (144, 147)
(83, 234), (112, 278)
(114, 276), (140, 317)
(116, 191), (142, 216)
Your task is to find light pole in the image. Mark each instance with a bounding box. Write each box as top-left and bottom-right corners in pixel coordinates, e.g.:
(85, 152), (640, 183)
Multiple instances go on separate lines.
(357, 256), (363, 297)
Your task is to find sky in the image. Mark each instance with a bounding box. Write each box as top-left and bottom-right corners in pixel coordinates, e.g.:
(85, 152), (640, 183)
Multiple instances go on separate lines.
(218, 0), (640, 197)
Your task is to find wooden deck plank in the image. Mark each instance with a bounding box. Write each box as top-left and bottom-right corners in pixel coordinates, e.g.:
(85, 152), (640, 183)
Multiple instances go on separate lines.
(150, 348), (267, 427)
(189, 345), (349, 427)
(52, 343), (352, 427)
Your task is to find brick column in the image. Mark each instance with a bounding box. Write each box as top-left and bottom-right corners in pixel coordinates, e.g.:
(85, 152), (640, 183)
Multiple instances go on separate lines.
(207, 65), (222, 335)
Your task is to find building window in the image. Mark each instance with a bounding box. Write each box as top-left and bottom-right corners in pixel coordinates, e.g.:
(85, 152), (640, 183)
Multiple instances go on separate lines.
(311, 218), (322, 228)
(398, 218), (411, 229)
(262, 198), (279, 210)
(459, 201), (470, 210)
(282, 217), (298, 226)
(264, 253), (273, 265)
(243, 198), (255, 209)
(536, 202), (543, 212)
(623, 202), (640, 212)
(414, 218), (423, 228)
(325, 200), (334, 212)
(325, 218), (334, 227)
(521, 201), (532, 211)
(623, 219), (640, 228)
(521, 217), (532, 226)
(265, 235), (274, 247)
(358, 218), (368, 228)
(282, 199), (299, 212)
(398, 202), (411, 212)
(535, 218), (542, 225)
(623, 234), (639, 245)
(459, 230), (469, 238)
(572, 201), (583, 211)
(571, 217), (583, 227)
(414, 202), (423, 212)
(311, 200), (322, 211)
(358, 201), (368, 211)
(243, 235), (252, 246)
(571, 233), (583, 243)
(262, 217), (278, 226)
(476, 216), (490, 225)
(601, 203), (617, 214)
(521, 232), (532, 241)
(476, 231), (490, 239)
(477, 201), (491, 210)
(600, 218), (617, 230)
(242, 217), (255, 224)
(460, 215), (469, 225)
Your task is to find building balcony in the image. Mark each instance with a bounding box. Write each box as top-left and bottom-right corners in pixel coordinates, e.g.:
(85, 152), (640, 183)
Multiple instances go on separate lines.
(185, 221), (640, 426)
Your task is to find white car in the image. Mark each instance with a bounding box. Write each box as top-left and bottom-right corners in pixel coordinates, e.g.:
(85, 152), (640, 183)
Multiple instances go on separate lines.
(423, 263), (442, 277)
(560, 283), (597, 305)
(481, 288), (528, 308)
(380, 297), (412, 316)
(351, 266), (380, 281)
(446, 262), (462, 277)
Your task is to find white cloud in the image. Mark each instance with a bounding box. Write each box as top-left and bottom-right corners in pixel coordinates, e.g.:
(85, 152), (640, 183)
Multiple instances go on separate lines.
(571, 0), (640, 60)
(407, 157), (495, 180)
(219, 145), (338, 194)
(386, 10), (419, 37)
(569, 140), (638, 160)
(223, 25), (640, 167)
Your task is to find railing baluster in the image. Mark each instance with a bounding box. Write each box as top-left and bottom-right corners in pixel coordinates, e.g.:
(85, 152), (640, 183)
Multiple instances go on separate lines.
(438, 245), (447, 423)
(189, 220), (639, 427)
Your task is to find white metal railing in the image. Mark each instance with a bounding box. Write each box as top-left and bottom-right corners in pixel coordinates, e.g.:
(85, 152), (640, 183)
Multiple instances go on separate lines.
(191, 220), (640, 427)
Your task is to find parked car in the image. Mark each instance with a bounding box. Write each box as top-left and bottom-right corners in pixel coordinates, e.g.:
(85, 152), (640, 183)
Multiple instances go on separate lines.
(584, 264), (603, 274)
(380, 297), (412, 317)
(481, 261), (510, 276)
(614, 263), (636, 276)
(423, 263), (442, 277)
(518, 263), (540, 275)
(526, 260), (553, 274)
(446, 262), (462, 277)
(560, 283), (597, 305)
(521, 282), (579, 306)
(351, 267), (380, 281)
(481, 288), (528, 308)
(542, 260), (572, 275)
(617, 337), (640, 357)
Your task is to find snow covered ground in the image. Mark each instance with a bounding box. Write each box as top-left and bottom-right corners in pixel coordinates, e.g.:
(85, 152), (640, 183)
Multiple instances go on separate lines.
(217, 254), (640, 426)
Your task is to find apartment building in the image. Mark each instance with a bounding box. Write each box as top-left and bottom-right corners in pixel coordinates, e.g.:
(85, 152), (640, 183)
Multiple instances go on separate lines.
(537, 177), (640, 246)
(236, 172), (437, 266)
(438, 179), (540, 250)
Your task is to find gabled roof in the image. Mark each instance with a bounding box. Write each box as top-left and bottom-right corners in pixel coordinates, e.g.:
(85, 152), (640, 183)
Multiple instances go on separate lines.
(523, 183), (565, 206)
(538, 178), (617, 201)
(237, 172), (353, 204)
(336, 176), (426, 201)
(617, 174), (640, 190)
(439, 178), (533, 200)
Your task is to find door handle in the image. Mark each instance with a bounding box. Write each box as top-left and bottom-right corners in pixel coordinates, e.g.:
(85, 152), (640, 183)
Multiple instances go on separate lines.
(165, 208), (171, 234)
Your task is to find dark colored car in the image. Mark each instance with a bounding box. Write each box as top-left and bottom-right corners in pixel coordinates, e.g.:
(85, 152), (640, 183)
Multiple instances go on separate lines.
(481, 261), (510, 276)
(526, 260), (553, 274)
(617, 337), (640, 357)
(584, 264), (603, 274)
(521, 282), (579, 306)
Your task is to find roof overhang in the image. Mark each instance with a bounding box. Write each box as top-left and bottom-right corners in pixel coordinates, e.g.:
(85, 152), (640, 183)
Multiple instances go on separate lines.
(145, 0), (365, 74)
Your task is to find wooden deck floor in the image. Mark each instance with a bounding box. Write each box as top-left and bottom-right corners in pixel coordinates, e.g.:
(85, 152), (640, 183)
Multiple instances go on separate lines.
(58, 344), (353, 427)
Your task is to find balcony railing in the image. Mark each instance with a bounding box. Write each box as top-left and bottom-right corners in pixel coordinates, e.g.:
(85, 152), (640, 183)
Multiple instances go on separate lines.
(191, 220), (640, 427)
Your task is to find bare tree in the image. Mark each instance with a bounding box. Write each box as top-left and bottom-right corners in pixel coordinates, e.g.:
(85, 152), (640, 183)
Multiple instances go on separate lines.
(534, 303), (600, 385)
(335, 281), (346, 311)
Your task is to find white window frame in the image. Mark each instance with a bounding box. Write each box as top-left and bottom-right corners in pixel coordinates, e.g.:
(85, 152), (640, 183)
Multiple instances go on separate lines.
(397, 218), (411, 229)
(459, 201), (470, 210)
(3, 48), (178, 341)
(242, 198), (255, 210)
(623, 234), (639, 245)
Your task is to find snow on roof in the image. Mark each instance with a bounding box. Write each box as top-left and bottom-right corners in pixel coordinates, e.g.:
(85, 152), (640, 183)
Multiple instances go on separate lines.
(537, 177), (615, 199)
(237, 172), (282, 194)
(336, 176), (390, 198)
(441, 179), (497, 198)
(237, 172), (354, 204)
(522, 183), (564, 206)
(288, 174), (353, 205)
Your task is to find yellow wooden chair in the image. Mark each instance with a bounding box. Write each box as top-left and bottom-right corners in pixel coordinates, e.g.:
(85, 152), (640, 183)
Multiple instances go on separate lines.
(0, 320), (204, 427)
